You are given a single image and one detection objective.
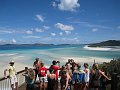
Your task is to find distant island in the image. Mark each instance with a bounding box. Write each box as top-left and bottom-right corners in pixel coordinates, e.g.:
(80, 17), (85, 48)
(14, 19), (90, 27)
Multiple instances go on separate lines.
(0, 43), (54, 46)
(88, 40), (120, 47)
(0, 43), (73, 46)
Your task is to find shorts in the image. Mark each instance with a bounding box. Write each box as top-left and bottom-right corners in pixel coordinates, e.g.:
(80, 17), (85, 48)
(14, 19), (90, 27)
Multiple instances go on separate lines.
(39, 77), (47, 82)
(10, 76), (18, 85)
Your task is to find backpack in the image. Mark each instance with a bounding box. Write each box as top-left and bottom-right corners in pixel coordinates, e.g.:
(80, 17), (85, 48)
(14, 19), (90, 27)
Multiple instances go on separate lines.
(72, 71), (85, 84)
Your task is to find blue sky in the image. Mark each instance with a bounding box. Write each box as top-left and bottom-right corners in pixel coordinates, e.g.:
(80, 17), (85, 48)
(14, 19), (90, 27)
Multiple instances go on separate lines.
(0, 0), (120, 44)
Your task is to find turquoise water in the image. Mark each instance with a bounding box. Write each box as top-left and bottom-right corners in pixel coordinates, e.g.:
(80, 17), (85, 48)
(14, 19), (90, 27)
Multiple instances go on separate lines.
(0, 45), (120, 67)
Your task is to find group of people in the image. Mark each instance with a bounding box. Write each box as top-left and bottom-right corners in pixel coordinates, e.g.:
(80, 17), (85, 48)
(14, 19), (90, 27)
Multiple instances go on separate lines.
(4, 58), (110, 90)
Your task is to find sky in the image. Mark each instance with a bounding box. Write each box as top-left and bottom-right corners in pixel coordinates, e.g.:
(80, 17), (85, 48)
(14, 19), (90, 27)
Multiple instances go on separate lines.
(0, 0), (120, 44)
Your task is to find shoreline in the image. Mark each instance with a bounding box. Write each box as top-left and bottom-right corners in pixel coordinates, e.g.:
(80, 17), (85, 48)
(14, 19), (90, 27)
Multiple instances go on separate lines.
(84, 45), (120, 51)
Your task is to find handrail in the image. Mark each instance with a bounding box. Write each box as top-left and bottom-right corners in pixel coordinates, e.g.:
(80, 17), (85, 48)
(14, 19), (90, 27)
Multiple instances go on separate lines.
(0, 69), (25, 90)
(0, 68), (60, 90)
(0, 70), (25, 81)
(0, 68), (60, 81)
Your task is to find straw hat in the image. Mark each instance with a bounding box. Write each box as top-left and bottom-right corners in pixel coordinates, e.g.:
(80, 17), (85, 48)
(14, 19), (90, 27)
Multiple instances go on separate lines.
(9, 60), (15, 64)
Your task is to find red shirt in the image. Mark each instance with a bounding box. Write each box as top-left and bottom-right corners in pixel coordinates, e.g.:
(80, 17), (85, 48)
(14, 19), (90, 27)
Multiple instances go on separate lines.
(39, 67), (47, 77)
(50, 65), (60, 79)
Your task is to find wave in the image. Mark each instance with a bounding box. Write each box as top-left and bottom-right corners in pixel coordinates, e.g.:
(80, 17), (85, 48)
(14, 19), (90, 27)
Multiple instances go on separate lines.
(0, 53), (18, 56)
(84, 45), (120, 51)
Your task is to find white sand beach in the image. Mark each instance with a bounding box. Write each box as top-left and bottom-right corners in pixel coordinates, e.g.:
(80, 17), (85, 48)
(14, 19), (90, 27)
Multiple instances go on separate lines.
(84, 45), (112, 51)
(84, 45), (120, 51)
(60, 56), (110, 63)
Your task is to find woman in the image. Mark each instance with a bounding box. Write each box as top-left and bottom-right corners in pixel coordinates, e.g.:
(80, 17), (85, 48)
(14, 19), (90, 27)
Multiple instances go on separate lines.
(23, 68), (35, 90)
(89, 64), (110, 90)
(84, 63), (90, 90)
(47, 68), (56, 90)
(60, 65), (71, 90)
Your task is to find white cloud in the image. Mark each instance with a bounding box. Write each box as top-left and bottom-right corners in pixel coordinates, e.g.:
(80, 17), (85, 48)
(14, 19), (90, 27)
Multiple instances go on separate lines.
(0, 39), (6, 44)
(75, 33), (78, 35)
(65, 31), (71, 35)
(11, 38), (16, 43)
(55, 23), (74, 31)
(58, 37), (80, 44)
(36, 14), (44, 22)
(59, 32), (63, 36)
(92, 28), (98, 32)
(43, 26), (50, 30)
(23, 35), (41, 39)
(35, 28), (44, 32)
(117, 26), (120, 29)
(52, 2), (57, 7)
(58, 0), (80, 12)
(25, 30), (33, 34)
(74, 38), (80, 43)
(0, 30), (14, 34)
(84, 23), (112, 30)
(51, 33), (56, 36)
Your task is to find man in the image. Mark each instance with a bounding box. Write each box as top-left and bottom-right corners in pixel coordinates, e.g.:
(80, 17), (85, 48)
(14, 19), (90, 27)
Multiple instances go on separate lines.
(33, 58), (41, 81)
(4, 60), (18, 90)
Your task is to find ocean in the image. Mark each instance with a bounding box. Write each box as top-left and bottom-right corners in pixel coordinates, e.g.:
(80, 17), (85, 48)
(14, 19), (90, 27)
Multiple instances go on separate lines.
(0, 44), (120, 67)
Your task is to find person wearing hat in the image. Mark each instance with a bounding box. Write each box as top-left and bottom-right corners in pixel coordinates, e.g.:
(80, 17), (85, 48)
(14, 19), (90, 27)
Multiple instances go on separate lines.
(4, 60), (18, 90)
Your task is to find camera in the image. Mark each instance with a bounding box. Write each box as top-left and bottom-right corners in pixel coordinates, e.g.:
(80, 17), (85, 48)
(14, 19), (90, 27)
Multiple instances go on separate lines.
(56, 61), (60, 63)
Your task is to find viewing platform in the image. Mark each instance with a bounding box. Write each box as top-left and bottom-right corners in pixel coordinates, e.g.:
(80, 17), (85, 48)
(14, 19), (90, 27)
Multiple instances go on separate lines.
(19, 83), (40, 90)
(0, 69), (61, 90)
(0, 68), (120, 90)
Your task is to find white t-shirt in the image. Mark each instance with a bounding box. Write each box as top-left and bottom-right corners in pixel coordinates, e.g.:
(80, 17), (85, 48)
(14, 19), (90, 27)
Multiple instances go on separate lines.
(84, 68), (90, 83)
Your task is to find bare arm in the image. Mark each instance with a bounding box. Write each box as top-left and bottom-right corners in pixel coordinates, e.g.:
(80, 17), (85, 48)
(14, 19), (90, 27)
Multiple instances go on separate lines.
(4, 69), (8, 78)
(99, 70), (110, 80)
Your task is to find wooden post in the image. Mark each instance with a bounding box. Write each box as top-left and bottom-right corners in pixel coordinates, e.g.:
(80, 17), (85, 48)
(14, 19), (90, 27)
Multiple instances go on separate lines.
(111, 73), (118, 90)
(94, 59), (95, 64)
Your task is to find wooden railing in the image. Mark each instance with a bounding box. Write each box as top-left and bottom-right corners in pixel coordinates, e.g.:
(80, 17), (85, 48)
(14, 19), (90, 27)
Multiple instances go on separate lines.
(0, 68), (59, 90)
(0, 70), (25, 90)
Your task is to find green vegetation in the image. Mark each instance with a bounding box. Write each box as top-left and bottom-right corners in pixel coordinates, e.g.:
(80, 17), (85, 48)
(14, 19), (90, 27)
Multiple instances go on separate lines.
(89, 40), (120, 47)
(99, 58), (120, 76)
(99, 58), (120, 90)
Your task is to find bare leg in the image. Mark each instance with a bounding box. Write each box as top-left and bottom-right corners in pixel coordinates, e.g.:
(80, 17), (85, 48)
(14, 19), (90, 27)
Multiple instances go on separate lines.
(15, 82), (18, 90)
(40, 82), (42, 90)
(11, 84), (15, 90)
(43, 83), (47, 90)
